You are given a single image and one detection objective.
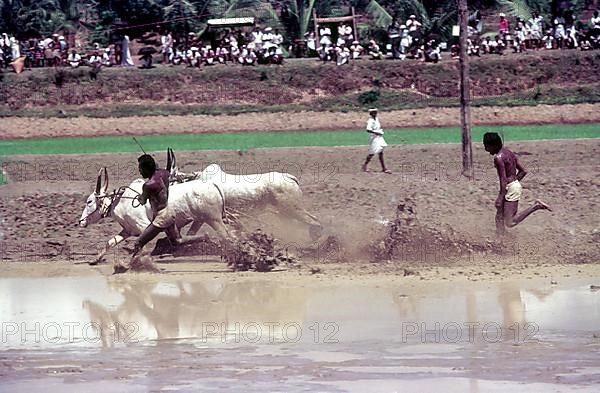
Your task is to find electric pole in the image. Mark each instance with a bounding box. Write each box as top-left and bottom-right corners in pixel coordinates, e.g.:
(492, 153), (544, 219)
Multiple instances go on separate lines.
(458, 0), (474, 178)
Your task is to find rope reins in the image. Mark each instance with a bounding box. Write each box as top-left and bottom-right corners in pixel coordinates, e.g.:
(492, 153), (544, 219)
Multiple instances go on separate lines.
(80, 185), (143, 222)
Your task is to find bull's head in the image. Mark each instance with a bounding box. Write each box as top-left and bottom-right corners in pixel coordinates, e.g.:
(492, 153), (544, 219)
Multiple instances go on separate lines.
(79, 168), (110, 227)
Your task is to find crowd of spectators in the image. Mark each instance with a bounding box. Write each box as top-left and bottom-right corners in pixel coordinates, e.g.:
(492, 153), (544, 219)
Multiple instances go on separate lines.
(0, 33), (120, 70)
(455, 9), (600, 58)
(160, 27), (284, 67)
(1, 8), (599, 73)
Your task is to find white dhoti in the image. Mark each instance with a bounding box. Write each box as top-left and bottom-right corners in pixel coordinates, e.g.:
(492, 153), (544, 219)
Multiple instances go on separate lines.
(368, 134), (388, 154)
(505, 180), (523, 202)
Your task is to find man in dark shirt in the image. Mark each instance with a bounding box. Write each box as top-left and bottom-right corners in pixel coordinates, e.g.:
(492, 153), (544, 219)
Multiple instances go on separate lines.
(483, 132), (551, 236)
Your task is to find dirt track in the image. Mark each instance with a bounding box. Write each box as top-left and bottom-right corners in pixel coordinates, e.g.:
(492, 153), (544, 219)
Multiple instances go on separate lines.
(2, 103), (600, 139)
(1, 139), (598, 277)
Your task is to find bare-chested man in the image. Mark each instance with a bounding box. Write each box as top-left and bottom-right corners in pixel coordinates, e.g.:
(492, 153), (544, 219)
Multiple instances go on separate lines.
(130, 155), (180, 259)
(483, 132), (551, 236)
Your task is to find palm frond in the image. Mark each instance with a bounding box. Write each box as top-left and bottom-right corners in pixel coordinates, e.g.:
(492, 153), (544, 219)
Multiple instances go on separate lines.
(496, 0), (534, 20)
(300, 0), (315, 35)
(366, 0), (392, 28)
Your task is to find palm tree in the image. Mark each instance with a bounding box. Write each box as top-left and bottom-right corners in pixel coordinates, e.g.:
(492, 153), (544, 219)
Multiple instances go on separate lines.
(53, 0), (84, 31)
(206, 0), (279, 26)
(0, 0), (21, 34)
(356, 0), (457, 39)
(281, 0), (317, 38)
(357, 0), (557, 41)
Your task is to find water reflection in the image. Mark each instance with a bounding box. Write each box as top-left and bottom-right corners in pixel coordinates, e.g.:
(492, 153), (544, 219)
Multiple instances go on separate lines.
(0, 276), (598, 350)
(83, 280), (309, 347)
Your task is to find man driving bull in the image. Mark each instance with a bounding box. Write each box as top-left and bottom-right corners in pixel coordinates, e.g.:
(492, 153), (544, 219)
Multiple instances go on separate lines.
(131, 154), (180, 258)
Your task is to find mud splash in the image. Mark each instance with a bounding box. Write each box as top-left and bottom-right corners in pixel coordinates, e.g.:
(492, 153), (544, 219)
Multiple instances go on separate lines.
(371, 201), (503, 261)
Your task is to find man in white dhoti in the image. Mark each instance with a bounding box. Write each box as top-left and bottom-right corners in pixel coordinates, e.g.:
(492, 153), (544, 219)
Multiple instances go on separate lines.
(362, 108), (392, 174)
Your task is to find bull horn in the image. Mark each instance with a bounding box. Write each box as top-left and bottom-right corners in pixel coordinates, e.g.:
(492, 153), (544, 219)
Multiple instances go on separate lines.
(95, 168), (102, 194)
(101, 167), (109, 194)
(171, 148), (177, 171)
(166, 148), (172, 171)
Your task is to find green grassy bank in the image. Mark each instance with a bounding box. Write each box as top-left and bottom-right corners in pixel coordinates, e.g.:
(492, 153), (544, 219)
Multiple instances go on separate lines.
(1, 123), (598, 157)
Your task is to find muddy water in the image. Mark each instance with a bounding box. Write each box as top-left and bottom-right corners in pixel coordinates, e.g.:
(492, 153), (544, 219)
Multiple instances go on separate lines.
(1, 276), (599, 392)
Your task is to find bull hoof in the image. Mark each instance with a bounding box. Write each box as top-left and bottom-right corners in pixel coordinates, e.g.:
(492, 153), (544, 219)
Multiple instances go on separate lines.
(88, 258), (105, 266)
(112, 264), (129, 274)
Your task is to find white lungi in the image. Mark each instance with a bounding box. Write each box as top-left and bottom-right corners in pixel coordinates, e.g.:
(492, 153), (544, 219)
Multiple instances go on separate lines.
(367, 117), (388, 154)
(368, 134), (388, 154)
(505, 180), (523, 202)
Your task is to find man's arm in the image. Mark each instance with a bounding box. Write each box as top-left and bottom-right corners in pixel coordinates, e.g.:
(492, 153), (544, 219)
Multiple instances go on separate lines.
(366, 119), (384, 135)
(516, 159), (527, 181)
(138, 183), (150, 205)
(494, 155), (508, 202)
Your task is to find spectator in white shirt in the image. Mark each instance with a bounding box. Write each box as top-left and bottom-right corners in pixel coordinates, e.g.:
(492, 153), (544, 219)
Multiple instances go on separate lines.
(88, 50), (102, 67)
(368, 40), (383, 59)
(591, 11), (600, 29)
(528, 11), (544, 42)
(406, 15), (422, 32)
(319, 26), (332, 47)
(335, 45), (350, 66)
(101, 48), (112, 66)
(344, 24), (353, 42)
(349, 40), (363, 59)
(272, 29), (284, 46)
(186, 46), (201, 67)
(67, 49), (81, 67)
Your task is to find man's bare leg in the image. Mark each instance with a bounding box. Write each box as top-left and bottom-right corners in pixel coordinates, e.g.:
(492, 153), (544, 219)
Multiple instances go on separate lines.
(504, 199), (552, 228)
(165, 224), (181, 244)
(132, 224), (163, 256)
(362, 154), (374, 172)
(496, 203), (506, 236)
(115, 224), (166, 274)
(378, 152), (391, 173)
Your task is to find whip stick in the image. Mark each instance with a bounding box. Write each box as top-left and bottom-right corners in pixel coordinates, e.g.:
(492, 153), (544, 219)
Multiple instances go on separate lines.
(132, 137), (147, 154)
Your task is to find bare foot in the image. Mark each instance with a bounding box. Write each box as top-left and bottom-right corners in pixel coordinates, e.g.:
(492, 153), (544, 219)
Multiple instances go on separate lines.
(535, 199), (552, 212)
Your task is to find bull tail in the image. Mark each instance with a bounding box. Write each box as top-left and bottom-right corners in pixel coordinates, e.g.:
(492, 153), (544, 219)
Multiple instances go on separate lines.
(213, 183), (226, 218)
(284, 173), (300, 187)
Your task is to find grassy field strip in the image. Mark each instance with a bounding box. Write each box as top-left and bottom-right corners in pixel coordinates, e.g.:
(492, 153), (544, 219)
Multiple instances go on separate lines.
(0, 123), (599, 157)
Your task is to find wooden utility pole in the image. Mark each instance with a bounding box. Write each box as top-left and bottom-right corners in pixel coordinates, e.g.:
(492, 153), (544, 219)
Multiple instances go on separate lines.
(458, 0), (474, 178)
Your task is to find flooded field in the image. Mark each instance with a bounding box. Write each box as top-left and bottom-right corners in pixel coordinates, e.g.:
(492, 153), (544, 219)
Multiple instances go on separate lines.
(1, 275), (599, 392)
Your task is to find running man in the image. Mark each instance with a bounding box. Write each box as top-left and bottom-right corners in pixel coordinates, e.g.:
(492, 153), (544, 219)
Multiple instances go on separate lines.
(120, 155), (181, 271)
(483, 132), (551, 236)
(362, 108), (392, 174)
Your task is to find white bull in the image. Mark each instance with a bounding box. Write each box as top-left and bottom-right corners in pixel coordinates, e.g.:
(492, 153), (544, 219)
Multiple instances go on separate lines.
(168, 150), (322, 239)
(79, 168), (230, 265)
